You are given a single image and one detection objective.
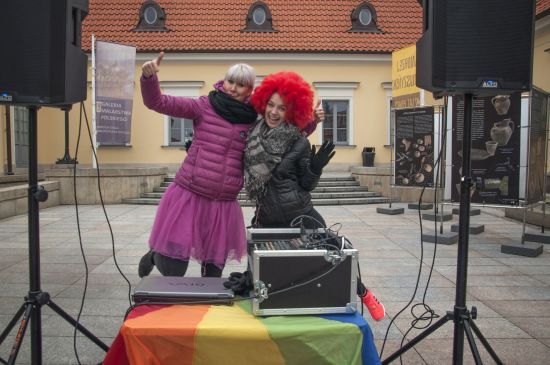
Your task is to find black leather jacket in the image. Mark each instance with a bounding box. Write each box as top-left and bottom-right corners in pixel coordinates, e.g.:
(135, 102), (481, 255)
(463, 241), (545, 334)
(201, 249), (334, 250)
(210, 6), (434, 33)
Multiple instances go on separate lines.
(256, 136), (320, 226)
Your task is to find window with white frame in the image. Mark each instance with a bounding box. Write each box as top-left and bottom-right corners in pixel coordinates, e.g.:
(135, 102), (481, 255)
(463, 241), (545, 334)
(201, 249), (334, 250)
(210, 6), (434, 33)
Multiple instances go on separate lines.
(169, 117), (193, 146)
(159, 81), (204, 146)
(322, 100), (349, 144)
(313, 82), (359, 145)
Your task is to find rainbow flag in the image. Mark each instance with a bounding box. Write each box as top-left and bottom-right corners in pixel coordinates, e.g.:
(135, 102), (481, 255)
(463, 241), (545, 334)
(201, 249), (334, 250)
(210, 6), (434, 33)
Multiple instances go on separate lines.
(104, 301), (381, 365)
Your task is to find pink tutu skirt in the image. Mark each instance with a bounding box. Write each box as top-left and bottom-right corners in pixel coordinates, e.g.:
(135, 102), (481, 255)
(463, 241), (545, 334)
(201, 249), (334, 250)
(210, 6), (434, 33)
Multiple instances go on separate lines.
(148, 183), (247, 266)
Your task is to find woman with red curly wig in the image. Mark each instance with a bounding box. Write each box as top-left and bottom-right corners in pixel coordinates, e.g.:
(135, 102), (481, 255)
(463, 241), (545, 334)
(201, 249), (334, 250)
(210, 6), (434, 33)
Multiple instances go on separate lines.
(244, 71), (335, 227)
(243, 71), (386, 321)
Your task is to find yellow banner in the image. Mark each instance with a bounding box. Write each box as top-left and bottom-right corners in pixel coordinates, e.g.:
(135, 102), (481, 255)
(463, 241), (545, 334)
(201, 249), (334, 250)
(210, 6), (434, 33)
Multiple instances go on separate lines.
(393, 93), (421, 109)
(392, 44), (419, 98)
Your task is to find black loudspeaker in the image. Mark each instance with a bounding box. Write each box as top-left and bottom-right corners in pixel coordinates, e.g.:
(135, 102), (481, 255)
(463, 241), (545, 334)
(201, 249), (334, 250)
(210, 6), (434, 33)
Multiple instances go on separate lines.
(0, 0), (88, 106)
(416, 0), (535, 96)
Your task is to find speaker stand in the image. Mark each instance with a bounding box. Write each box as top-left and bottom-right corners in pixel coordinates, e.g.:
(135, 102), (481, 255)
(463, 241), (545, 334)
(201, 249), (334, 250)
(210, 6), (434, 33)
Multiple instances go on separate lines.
(0, 106), (108, 364)
(56, 106), (78, 165)
(382, 94), (503, 365)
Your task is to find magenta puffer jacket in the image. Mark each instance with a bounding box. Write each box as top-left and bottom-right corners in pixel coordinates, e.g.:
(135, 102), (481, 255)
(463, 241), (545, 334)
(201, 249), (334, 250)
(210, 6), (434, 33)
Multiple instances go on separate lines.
(141, 75), (252, 200)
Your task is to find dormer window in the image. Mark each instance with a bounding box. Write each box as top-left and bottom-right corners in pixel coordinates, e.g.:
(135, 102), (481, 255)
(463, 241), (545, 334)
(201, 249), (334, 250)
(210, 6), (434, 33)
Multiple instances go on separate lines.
(244, 1), (276, 32)
(134, 0), (169, 32)
(349, 2), (380, 32)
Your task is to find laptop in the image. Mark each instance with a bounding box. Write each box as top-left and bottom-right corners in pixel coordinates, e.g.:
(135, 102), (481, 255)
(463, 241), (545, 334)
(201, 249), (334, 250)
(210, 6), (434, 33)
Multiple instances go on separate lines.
(132, 276), (235, 304)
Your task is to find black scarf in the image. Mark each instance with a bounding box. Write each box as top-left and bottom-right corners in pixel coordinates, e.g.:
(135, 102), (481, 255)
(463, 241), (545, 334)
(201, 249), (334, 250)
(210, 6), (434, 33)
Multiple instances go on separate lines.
(208, 90), (257, 125)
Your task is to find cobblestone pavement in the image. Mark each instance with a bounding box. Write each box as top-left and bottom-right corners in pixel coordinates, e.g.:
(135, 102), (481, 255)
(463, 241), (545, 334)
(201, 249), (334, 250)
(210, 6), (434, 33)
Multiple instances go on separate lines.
(0, 203), (549, 364)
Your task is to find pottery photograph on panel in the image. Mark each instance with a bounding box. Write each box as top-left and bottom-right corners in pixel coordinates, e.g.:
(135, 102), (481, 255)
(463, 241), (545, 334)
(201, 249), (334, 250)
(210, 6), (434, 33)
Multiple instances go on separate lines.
(485, 141), (498, 156)
(491, 95), (511, 115)
(490, 119), (514, 146)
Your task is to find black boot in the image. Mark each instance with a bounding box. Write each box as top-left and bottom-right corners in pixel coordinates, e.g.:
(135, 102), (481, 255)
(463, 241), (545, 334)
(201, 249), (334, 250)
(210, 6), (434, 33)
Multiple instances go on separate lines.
(138, 250), (155, 278)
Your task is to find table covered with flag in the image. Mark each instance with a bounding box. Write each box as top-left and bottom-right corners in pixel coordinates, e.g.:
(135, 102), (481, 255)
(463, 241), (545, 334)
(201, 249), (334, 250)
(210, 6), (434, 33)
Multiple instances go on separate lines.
(103, 300), (381, 365)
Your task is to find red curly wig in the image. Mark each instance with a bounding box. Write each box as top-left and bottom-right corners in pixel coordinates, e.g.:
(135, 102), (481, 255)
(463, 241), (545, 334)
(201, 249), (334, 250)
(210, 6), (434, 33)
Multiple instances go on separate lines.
(251, 71), (314, 130)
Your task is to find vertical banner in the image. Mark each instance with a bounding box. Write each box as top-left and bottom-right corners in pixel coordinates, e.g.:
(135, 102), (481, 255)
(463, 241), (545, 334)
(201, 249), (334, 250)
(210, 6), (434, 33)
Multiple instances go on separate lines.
(526, 87), (549, 204)
(394, 107), (435, 187)
(392, 44), (420, 109)
(451, 93), (522, 205)
(95, 40), (136, 145)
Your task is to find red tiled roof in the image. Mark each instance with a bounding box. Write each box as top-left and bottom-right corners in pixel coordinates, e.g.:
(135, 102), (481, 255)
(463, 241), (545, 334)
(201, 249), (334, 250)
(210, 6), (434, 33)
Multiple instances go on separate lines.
(82, 0), (423, 54)
(537, 0), (550, 19)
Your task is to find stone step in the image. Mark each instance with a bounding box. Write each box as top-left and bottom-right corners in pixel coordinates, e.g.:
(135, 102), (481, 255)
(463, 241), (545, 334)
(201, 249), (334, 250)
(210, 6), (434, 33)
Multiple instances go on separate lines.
(238, 191), (379, 199)
(317, 181), (360, 187)
(131, 174), (378, 206)
(163, 176), (357, 183)
(123, 196), (389, 206)
(160, 179), (360, 188)
(239, 197), (389, 206)
(142, 191), (380, 200)
(154, 185), (370, 194)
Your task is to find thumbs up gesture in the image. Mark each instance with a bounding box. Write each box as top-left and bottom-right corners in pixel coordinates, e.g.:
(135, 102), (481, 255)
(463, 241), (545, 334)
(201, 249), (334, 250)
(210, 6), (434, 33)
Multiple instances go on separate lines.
(313, 99), (325, 124)
(142, 51), (164, 78)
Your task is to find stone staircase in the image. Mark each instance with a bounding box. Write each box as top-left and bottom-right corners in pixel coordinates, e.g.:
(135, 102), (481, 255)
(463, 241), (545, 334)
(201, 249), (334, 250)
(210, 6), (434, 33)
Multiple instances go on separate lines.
(122, 174), (388, 206)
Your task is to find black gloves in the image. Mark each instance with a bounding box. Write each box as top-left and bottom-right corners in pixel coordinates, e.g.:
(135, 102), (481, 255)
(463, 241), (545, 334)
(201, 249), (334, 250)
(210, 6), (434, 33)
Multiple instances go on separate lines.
(310, 140), (336, 175)
(223, 271), (253, 296)
(184, 139), (193, 152)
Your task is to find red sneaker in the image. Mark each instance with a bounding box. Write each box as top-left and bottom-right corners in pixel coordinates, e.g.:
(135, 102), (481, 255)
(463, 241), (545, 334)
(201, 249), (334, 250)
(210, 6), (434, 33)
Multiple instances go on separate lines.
(361, 290), (385, 321)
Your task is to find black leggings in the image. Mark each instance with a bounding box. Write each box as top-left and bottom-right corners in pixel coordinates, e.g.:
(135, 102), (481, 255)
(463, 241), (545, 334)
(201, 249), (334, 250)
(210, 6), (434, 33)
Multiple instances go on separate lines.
(255, 208), (326, 229)
(153, 252), (224, 277)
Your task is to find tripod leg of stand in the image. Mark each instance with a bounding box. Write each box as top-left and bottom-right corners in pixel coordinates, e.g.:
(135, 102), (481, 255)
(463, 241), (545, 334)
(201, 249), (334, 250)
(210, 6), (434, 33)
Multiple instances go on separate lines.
(382, 312), (452, 365)
(463, 320), (483, 365)
(47, 300), (109, 351)
(0, 304), (26, 346)
(469, 319), (504, 365)
(6, 303), (34, 365)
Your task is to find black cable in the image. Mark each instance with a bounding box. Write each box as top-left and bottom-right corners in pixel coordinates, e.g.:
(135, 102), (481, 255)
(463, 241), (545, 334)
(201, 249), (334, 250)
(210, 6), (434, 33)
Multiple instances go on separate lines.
(288, 215), (366, 316)
(396, 102), (448, 364)
(379, 104), (447, 360)
(356, 260), (364, 316)
(82, 103), (133, 304)
(266, 262), (341, 298)
(395, 105), (447, 365)
(69, 102), (134, 363)
(71, 102), (86, 365)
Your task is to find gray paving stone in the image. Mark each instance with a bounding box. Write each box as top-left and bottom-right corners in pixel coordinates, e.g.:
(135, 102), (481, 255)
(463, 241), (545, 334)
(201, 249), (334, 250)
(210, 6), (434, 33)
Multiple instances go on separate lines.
(422, 212), (453, 222)
(467, 286), (550, 301)
(523, 232), (550, 244)
(0, 203), (548, 364)
(376, 340), (427, 364)
(501, 242), (544, 257)
(451, 223), (485, 234)
(485, 300), (550, 318)
(506, 317), (550, 338)
(42, 314), (124, 338)
(408, 203), (433, 210)
(466, 275), (546, 287)
(413, 338), (550, 365)
(452, 207), (481, 216)
(383, 300), (501, 319)
(376, 206), (405, 215)
(422, 232), (458, 245)
(394, 316), (530, 341)
(532, 275), (550, 284)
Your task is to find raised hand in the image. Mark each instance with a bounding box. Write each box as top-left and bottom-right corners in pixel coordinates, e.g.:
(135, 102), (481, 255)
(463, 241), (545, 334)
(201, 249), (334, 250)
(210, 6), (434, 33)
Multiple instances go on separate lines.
(141, 51), (164, 78)
(313, 99), (325, 124)
(310, 139), (335, 174)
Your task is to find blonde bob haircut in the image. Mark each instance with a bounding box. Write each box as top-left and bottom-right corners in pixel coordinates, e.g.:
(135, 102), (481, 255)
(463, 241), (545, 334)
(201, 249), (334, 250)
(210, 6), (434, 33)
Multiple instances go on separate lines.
(224, 63), (256, 88)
